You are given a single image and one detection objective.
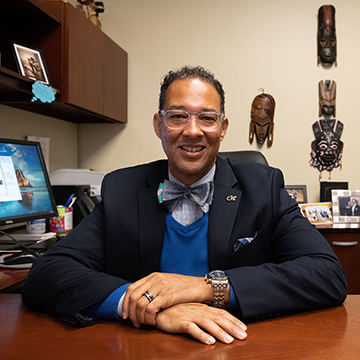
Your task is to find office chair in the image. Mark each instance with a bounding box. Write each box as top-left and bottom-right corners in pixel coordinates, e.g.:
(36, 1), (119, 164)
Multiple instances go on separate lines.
(218, 150), (268, 166)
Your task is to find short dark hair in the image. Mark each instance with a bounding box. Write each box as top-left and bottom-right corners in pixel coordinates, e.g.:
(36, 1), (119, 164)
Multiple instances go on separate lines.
(158, 66), (225, 114)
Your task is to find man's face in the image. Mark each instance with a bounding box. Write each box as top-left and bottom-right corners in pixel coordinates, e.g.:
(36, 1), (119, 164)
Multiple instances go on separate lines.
(153, 78), (228, 185)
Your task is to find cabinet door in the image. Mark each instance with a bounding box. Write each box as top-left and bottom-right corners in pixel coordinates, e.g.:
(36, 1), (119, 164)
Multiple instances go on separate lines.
(103, 34), (127, 122)
(64, 3), (103, 115)
(320, 230), (360, 294)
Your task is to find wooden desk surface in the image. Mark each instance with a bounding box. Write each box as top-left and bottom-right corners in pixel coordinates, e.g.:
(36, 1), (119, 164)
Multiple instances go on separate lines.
(0, 268), (29, 292)
(0, 295), (359, 360)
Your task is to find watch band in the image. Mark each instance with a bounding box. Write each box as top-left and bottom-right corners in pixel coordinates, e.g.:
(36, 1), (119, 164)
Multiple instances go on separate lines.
(205, 270), (229, 308)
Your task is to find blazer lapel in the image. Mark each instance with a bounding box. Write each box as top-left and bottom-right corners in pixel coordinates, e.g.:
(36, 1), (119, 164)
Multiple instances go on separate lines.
(138, 161), (168, 277)
(208, 158), (242, 270)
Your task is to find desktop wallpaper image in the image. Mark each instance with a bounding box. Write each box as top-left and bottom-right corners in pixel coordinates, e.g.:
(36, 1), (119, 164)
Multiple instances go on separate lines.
(0, 142), (54, 222)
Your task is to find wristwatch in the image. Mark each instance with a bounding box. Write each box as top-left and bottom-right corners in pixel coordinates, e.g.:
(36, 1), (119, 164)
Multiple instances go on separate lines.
(205, 270), (229, 308)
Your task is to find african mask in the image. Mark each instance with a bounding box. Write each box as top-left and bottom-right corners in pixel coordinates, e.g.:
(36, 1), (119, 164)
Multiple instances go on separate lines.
(317, 5), (337, 66)
(319, 80), (336, 117)
(310, 119), (343, 178)
(249, 93), (275, 147)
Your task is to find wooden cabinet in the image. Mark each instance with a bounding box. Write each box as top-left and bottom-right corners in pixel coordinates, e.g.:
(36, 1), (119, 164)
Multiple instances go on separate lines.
(0, 0), (127, 123)
(317, 225), (360, 294)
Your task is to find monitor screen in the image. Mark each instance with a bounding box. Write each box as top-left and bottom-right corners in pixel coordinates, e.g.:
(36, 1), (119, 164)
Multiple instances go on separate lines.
(0, 138), (57, 226)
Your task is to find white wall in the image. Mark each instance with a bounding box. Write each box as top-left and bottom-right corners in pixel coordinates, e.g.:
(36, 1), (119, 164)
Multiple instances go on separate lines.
(3, 0), (359, 203)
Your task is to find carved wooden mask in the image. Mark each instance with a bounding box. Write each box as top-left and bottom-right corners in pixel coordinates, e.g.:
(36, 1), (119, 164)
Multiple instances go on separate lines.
(249, 93), (275, 147)
(318, 5), (337, 66)
(310, 119), (343, 175)
(319, 80), (336, 117)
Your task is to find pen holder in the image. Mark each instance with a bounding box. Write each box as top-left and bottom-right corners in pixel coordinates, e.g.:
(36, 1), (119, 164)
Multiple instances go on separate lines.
(49, 206), (73, 233)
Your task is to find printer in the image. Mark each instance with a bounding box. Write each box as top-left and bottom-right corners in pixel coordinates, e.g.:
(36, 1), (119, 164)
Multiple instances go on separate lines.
(50, 169), (105, 226)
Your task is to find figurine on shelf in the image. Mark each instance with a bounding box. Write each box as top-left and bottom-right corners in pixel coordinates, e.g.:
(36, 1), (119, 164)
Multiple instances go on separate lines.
(76, 0), (105, 29)
(76, 0), (87, 16)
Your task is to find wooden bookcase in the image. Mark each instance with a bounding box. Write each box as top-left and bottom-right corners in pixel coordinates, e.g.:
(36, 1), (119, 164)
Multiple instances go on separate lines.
(0, 0), (127, 123)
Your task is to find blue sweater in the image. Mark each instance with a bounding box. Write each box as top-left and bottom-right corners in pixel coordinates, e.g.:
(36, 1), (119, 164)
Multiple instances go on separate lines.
(83, 213), (237, 319)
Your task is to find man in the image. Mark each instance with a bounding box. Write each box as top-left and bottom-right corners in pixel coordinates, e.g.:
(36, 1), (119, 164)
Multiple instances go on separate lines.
(351, 198), (360, 216)
(22, 66), (347, 345)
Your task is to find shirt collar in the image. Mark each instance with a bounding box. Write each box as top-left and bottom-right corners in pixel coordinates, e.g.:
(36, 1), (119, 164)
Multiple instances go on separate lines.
(168, 164), (216, 188)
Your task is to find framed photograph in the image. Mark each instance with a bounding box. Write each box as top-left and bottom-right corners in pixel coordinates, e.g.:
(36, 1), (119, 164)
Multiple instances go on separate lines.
(12, 43), (50, 84)
(300, 203), (333, 224)
(320, 181), (348, 202)
(285, 185), (307, 204)
(332, 189), (360, 223)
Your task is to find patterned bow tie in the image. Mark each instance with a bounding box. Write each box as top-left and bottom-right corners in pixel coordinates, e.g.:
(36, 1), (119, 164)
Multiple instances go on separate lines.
(157, 179), (214, 212)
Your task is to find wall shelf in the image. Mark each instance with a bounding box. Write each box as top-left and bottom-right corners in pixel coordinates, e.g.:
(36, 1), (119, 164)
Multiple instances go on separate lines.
(0, 0), (127, 124)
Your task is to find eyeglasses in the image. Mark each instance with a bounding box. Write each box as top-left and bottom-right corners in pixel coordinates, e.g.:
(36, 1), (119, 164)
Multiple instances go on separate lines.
(159, 110), (224, 131)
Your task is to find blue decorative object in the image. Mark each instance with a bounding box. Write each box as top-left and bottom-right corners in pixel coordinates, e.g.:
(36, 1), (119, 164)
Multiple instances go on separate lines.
(31, 82), (56, 103)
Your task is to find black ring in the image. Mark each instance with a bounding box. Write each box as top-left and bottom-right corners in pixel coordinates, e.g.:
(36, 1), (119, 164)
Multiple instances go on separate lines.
(143, 290), (154, 303)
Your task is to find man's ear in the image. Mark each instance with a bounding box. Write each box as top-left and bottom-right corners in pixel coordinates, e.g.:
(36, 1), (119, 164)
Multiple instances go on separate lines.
(220, 117), (229, 141)
(153, 113), (162, 139)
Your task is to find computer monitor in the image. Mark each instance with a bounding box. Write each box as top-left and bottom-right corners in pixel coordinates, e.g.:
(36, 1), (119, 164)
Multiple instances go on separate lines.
(0, 138), (57, 227)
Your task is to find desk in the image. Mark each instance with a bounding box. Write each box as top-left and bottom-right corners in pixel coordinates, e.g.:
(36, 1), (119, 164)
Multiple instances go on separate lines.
(0, 295), (359, 360)
(0, 269), (29, 293)
(0, 235), (57, 293)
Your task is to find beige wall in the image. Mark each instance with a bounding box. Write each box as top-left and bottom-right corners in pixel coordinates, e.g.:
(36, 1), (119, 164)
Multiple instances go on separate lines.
(1, 104), (78, 173)
(3, 0), (360, 203)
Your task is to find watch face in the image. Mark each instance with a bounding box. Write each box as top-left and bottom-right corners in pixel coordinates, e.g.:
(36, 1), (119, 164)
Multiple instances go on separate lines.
(209, 270), (227, 279)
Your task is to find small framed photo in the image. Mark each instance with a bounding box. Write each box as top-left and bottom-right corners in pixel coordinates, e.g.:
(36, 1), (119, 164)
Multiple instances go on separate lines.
(300, 203), (333, 224)
(285, 185), (307, 204)
(320, 181), (348, 202)
(12, 43), (50, 84)
(332, 189), (360, 223)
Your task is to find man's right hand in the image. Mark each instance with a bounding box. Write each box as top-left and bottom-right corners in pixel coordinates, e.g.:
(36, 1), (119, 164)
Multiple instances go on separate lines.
(155, 303), (247, 345)
(122, 272), (216, 327)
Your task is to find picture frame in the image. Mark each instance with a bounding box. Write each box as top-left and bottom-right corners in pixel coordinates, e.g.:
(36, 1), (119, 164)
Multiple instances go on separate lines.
(331, 189), (360, 223)
(300, 202), (333, 224)
(12, 43), (50, 85)
(320, 181), (348, 202)
(285, 185), (307, 204)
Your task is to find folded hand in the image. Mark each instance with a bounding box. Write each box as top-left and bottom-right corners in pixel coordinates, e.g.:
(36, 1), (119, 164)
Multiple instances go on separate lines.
(122, 272), (215, 327)
(156, 303), (247, 345)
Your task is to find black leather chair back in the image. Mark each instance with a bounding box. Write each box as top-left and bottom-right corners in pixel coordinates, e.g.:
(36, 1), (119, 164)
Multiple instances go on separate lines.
(218, 151), (268, 166)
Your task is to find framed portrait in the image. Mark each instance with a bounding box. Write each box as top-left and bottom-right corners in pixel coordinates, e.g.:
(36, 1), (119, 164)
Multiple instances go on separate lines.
(12, 43), (50, 84)
(300, 203), (333, 224)
(320, 181), (348, 202)
(332, 189), (360, 223)
(285, 185), (307, 204)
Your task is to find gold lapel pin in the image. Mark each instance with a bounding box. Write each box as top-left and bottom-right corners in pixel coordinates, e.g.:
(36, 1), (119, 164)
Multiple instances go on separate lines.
(226, 195), (237, 202)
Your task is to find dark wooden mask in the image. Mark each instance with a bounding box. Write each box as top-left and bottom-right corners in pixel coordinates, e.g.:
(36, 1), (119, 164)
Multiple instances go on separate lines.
(318, 5), (337, 66)
(249, 93), (275, 147)
(319, 80), (336, 117)
(310, 119), (343, 176)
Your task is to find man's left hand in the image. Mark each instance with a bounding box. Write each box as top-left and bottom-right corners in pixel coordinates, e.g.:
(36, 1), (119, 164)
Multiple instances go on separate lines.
(156, 303), (247, 345)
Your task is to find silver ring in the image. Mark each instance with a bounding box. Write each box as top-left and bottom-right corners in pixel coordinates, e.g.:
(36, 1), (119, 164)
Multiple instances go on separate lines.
(143, 290), (154, 303)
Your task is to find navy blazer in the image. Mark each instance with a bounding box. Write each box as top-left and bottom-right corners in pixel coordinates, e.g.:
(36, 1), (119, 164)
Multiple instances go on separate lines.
(22, 157), (347, 324)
